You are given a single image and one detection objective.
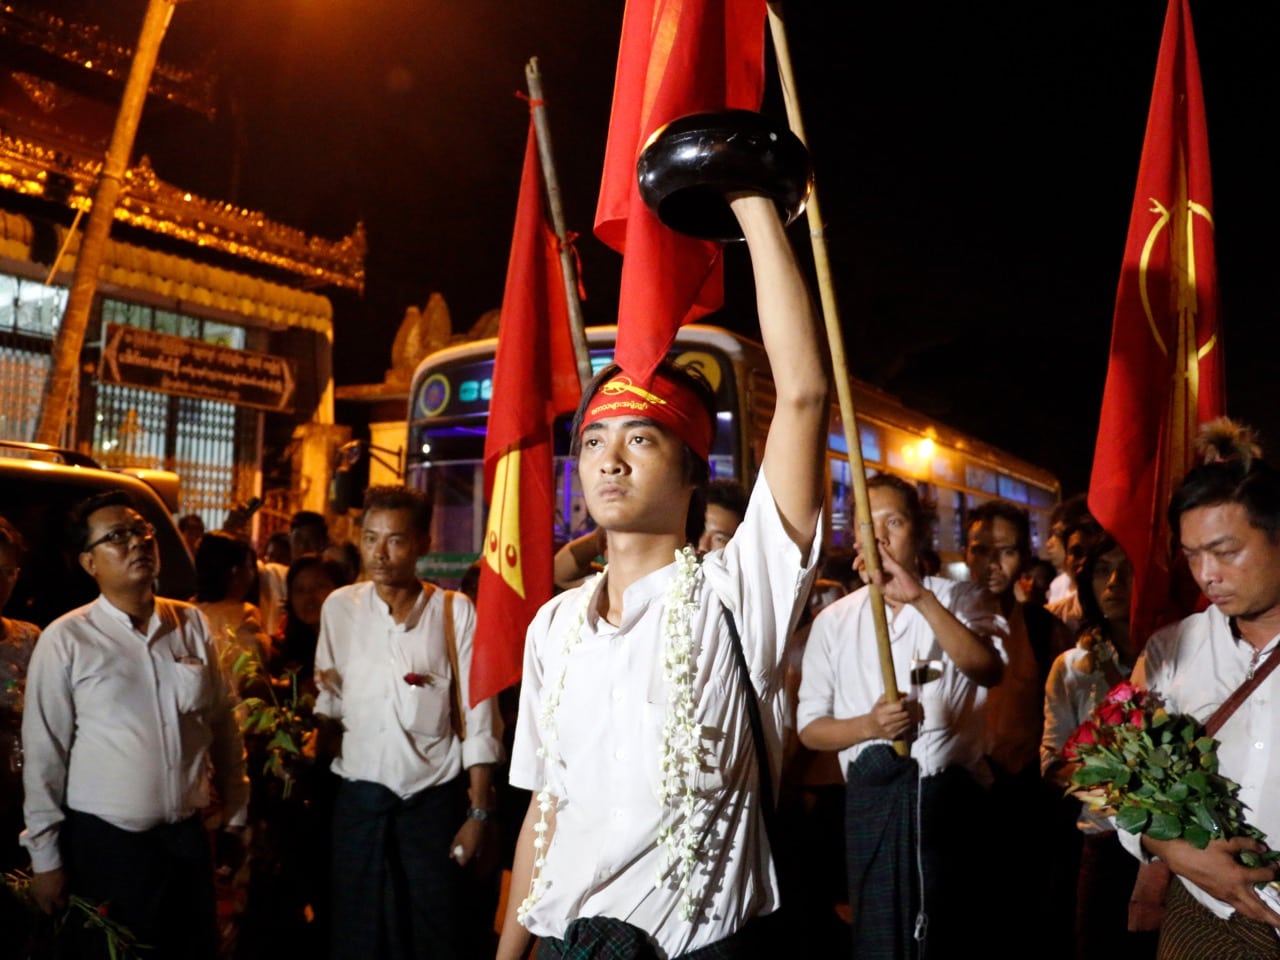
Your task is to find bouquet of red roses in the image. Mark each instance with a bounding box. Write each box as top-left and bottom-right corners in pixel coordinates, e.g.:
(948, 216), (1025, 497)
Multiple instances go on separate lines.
(1065, 681), (1277, 868)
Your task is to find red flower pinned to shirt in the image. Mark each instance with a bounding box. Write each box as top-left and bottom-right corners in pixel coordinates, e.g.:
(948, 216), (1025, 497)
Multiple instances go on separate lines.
(403, 672), (432, 687)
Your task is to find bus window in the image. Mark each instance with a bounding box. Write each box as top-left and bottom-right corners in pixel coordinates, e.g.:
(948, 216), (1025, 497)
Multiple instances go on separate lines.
(965, 464), (998, 495)
(997, 474), (1028, 503)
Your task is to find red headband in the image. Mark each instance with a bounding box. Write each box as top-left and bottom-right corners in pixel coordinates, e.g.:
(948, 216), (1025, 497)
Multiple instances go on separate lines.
(580, 368), (714, 462)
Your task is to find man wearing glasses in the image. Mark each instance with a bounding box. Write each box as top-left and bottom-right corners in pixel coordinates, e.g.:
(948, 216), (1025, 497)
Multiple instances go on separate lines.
(20, 492), (248, 958)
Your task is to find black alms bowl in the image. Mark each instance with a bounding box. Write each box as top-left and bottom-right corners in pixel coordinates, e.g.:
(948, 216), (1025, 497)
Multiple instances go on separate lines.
(636, 109), (812, 242)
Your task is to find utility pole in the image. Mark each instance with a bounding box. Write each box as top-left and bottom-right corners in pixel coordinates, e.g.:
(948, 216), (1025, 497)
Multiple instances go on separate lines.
(35, 0), (179, 446)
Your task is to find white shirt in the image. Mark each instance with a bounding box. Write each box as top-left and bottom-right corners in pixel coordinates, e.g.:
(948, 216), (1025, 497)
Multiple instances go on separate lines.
(1121, 606), (1280, 919)
(1047, 570), (1074, 606)
(21, 596), (249, 873)
(509, 473), (820, 957)
(1041, 645), (1128, 833)
(314, 581), (502, 797)
(258, 560), (288, 637)
(797, 577), (1007, 778)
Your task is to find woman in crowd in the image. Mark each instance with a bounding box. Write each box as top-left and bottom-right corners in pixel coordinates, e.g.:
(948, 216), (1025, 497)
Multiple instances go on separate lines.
(270, 555), (348, 691)
(1041, 535), (1156, 960)
(195, 530), (273, 681)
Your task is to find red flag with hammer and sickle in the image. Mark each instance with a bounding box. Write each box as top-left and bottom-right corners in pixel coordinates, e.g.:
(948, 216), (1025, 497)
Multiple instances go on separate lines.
(1088, 0), (1225, 649)
(472, 118), (581, 707)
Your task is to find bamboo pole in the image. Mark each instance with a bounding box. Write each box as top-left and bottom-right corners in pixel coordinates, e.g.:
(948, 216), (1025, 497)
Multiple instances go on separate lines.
(767, 2), (905, 755)
(524, 58), (593, 393)
(36, 0), (178, 446)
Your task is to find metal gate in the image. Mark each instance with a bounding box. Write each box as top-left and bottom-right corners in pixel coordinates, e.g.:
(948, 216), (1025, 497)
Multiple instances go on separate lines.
(92, 382), (260, 526)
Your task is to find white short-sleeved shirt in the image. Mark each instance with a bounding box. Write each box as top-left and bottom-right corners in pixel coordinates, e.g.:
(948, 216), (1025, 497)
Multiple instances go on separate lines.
(21, 596), (248, 872)
(1121, 608), (1280, 920)
(314, 581), (503, 798)
(797, 577), (1007, 778)
(509, 472), (820, 957)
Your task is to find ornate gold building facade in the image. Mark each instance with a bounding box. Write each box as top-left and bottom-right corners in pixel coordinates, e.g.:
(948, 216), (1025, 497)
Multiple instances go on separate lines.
(0, 3), (364, 525)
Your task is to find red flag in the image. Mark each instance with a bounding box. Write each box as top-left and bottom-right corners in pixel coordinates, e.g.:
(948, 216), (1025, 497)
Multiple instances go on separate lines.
(1087, 0), (1224, 648)
(595, 0), (766, 382)
(471, 120), (580, 706)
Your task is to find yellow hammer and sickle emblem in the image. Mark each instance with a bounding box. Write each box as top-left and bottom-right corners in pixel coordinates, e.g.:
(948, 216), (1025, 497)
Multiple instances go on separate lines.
(484, 448), (525, 599)
(600, 376), (667, 406)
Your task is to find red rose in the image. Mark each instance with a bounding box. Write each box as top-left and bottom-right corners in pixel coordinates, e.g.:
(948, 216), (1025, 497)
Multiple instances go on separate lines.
(403, 673), (428, 687)
(1105, 681), (1140, 707)
(1127, 708), (1145, 729)
(97, 903), (110, 918)
(1097, 701), (1126, 726)
(1063, 720), (1099, 761)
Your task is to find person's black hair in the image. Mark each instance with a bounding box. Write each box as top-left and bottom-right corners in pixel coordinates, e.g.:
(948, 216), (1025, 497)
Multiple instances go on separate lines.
(569, 360), (718, 546)
(71, 491), (137, 552)
(195, 530), (254, 603)
(705, 478), (749, 524)
(967, 499), (1032, 561)
(289, 510), (327, 534)
(1168, 424), (1280, 549)
(361, 485), (433, 534)
(864, 473), (935, 570)
(1049, 493), (1093, 531)
(177, 513), (204, 534)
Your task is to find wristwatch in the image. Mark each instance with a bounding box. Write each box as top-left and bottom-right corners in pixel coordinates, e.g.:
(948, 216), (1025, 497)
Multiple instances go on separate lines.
(467, 807), (492, 822)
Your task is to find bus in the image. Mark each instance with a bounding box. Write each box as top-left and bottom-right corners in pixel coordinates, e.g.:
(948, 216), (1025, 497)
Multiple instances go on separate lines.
(404, 324), (1060, 583)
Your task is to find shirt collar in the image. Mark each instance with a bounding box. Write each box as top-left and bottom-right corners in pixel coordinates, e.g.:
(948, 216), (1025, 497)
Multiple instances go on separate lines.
(94, 594), (159, 638)
(585, 556), (684, 632)
(364, 580), (431, 631)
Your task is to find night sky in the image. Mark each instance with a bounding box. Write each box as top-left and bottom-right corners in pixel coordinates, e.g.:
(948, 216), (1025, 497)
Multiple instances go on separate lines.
(49, 0), (1280, 496)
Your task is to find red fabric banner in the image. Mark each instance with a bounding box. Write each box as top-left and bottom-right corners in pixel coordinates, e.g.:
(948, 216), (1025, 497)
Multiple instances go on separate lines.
(595, 0), (766, 383)
(1087, 0), (1225, 649)
(471, 120), (580, 707)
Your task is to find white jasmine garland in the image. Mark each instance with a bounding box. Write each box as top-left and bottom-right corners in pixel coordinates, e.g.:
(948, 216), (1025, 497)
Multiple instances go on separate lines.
(518, 547), (708, 925)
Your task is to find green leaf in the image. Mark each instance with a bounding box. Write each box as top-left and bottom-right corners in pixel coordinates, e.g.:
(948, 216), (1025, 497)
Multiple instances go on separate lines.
(1189, 800), (1220, 835)
(1073, 765), (1120, 787)
(1183, 825), (1212, 849)
(1165, 781), (1190, 803)
(1116, 805), (1151, 834)
(1147, 813), (1183, 841)
(1148, 748), (1171, 769)
(268, 729), (299, 755)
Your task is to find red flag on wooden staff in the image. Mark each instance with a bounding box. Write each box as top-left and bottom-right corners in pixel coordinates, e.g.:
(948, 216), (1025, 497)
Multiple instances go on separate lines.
(472, 119), (581, 707)
(1087, 0), (1224, 649)
(595, 0), (766, 383)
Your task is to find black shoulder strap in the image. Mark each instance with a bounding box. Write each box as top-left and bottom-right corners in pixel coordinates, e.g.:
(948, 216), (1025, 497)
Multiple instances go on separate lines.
(721, 603), (779, 852)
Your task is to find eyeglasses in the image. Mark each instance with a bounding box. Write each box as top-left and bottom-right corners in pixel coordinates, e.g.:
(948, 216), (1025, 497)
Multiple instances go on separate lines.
(83, 521), (156, 553)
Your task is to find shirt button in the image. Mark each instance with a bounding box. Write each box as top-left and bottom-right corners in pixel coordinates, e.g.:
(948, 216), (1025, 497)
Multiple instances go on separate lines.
(612, 809), (623, 821)
(1255, 741), (1265, 750)
(611, 689), (623, 702)
(614, 748), (626, 762)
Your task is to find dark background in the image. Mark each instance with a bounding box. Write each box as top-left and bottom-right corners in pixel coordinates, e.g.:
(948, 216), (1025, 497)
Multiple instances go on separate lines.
(44, 0), (1280, 495)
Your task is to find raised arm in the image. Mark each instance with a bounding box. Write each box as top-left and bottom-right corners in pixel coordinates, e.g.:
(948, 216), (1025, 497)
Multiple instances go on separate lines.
(729, 194), (829, 556)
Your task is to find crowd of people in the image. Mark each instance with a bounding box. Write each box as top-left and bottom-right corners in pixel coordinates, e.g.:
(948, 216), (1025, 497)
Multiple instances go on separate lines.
(0, 187), (1277, 960)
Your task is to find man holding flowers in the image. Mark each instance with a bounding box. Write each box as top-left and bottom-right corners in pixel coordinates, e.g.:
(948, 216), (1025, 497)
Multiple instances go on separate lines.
(1123, 423), (1280, 957)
